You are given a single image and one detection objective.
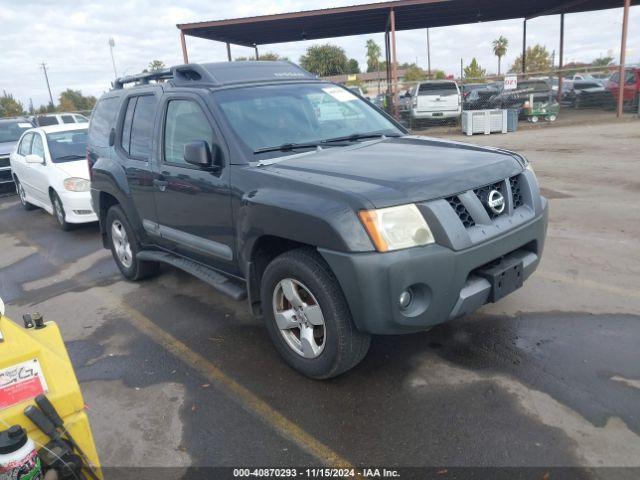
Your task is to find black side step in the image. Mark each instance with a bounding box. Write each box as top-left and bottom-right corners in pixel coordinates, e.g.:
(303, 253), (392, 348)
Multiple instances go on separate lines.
(137, 251), (247, 301)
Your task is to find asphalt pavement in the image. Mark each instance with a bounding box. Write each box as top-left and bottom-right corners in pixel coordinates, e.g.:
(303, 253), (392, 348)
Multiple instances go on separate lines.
(1, 121), (639, 479)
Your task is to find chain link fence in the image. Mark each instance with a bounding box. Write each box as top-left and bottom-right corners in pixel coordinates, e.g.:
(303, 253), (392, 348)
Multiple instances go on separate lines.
(361, 65), (639, 133)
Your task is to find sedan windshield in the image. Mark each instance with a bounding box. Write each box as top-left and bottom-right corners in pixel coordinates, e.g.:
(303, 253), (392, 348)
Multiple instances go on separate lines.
(214, 83), (402, 155)
(46, 129), (88, 163)
(0, 121), (32, 143)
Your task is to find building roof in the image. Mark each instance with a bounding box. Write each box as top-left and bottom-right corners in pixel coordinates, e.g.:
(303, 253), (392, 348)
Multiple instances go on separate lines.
(177, 0), (637, 46)
(324, 69), (407, 83)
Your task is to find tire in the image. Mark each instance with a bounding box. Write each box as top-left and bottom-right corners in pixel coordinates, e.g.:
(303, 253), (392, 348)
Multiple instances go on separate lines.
(15, 178), (36, 211)
(51, 191), (73, 231)
(530, 116), (539, 123)
(548, 114), (557, 122)
(260, 248), (371, 379)
(106, 205), (159, 281)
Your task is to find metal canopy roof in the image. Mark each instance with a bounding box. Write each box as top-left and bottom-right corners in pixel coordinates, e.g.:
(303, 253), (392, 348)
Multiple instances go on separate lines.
(177, 0), (634, 47)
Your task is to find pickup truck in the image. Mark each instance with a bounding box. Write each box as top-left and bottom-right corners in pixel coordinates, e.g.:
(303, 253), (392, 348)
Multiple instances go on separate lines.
(89, 61), (548, 378)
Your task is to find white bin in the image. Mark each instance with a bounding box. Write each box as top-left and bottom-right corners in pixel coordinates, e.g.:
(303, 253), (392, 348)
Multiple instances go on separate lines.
(461, 109), (508, 136)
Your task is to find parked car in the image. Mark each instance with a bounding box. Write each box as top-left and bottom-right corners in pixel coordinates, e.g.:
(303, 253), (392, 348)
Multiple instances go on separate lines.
(461, 83), (499, 110)
(562, 80), (615, 109)
(409, 80), (461, 121)
(89, 61), (547, 379)
(488, 80), (553, 115)
(10, 124), (96, 229)
(0, 117), (34, 187)
(36, 113), (89, 127)
(607, 67), (639, 108)
(398, 89), (413, 113)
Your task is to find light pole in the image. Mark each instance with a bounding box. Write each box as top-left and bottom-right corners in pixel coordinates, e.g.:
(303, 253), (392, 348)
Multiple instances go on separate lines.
(108, 38), (118, 79)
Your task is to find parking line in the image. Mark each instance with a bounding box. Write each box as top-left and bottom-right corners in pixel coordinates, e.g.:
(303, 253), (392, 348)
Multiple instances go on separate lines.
(97, 289), (353, 468)
(538, 271), (640, 300)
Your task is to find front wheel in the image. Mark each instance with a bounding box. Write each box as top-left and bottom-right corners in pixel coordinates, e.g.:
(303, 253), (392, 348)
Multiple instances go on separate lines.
(51, 191), (72, 231)
(261, 248), (370, 379)
(106, 205), (159, 281)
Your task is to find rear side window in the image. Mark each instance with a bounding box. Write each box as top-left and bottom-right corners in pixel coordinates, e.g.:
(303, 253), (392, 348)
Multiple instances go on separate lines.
(61, 115), (75, 124)
(37, 116), (58, 126)
(120, 95), (157, 159)
(18, 133), (33, 155)
(89, 97), (119, 147)
(163, 100), (213, 166)
(129, 96), (157, 158)
(418, 83), (458, 96)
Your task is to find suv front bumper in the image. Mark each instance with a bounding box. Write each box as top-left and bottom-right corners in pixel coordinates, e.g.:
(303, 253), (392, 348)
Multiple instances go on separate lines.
(319, 203), (548, 335)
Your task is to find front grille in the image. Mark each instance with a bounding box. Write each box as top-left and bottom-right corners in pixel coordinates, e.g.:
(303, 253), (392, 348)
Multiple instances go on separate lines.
(0, 156), (10, 169)
(446, 195), (475, 228)
(510, 175), (524, 209)
(473, 181), (505, 219)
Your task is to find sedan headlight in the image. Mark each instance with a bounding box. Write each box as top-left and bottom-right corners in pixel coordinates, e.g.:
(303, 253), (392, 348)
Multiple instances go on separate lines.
(63, 177), (90, 192)
(358, 204), (434, 252)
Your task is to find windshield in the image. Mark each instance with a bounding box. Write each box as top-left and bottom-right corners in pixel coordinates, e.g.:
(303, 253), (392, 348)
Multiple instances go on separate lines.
(0, 121), (32, 143)
(214, 83), (401, 155)
(46, 129), (88, 162)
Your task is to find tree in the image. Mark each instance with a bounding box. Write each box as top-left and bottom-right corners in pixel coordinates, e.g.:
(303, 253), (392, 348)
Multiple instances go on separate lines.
(0, 91), (24, 117)
(509, 44), (552, 74)
(464, 58), (486, 81)
(347, 58), (360, 74)
(299, 44), (349, 76)
(366, 39), (382, 73)
(148, 60), (166, 71)
(492, 36), (509, 76)
(432, 69), (447, 80)
(235, 52), (289, 61)
(58, 89), (97, 112)
(403, 64), (426, 82)
(592, 56), (614, 67)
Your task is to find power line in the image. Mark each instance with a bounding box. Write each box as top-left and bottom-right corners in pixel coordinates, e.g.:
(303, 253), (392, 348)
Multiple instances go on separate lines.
(40, 62), (54, 106)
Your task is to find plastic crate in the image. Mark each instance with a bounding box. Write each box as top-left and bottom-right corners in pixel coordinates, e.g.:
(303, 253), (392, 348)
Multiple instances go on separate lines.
(461, 109), (508, 136)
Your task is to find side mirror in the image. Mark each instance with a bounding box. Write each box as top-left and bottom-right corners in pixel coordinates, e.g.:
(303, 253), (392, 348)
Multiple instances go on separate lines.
(25, 154), (44, 164)
(184, 141), (223, 169)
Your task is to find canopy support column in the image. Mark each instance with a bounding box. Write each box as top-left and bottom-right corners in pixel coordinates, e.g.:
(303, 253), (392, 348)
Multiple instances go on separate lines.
(226, 42), (232, 62)
(557, 13), (564, 103)
(180, 32), (189, 64)
(617, 0), (630, 118)
(522, 19), (527, 74)
(254, 45), (259, 60)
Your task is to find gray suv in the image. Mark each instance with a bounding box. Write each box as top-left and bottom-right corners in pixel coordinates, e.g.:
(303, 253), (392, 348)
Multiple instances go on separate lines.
(89, 61), (548, 378)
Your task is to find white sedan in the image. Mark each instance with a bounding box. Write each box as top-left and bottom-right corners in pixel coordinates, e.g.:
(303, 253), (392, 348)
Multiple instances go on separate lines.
(10, 124), (97, 230)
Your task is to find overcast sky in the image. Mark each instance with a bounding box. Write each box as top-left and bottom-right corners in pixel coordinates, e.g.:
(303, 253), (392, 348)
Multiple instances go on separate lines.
(1, 0), (638, 108)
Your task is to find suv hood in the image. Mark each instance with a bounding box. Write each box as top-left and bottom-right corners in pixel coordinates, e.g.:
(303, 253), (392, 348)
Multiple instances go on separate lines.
(262, 136), (524, 208)
(0, 141), (17, 156)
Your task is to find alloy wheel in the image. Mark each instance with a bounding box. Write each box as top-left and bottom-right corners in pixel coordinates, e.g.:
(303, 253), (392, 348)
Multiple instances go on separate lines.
(272, 278), (326, 359)
(54, 197), (65, 225)
(18, 183), (27, 206)
(111, 220), (133, 268)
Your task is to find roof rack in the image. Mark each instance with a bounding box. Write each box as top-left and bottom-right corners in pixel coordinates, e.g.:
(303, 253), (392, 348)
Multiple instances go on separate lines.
(112, 68), (173, 89)
(112, 64), (219, 90)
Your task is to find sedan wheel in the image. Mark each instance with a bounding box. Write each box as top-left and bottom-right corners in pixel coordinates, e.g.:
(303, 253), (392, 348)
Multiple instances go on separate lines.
(54, 197), (65, 224)
(272, 278), (326, 359)
(18, 182), (27, 206)
(111, 219), (133, 269)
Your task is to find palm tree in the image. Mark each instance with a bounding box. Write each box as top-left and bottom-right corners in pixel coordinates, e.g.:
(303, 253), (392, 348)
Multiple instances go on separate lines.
(366, 39), (381, 73)
(492, 36), (509, 76)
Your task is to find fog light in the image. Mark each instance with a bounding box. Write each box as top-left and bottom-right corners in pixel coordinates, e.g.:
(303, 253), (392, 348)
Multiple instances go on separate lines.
(398, 290), (412, 309)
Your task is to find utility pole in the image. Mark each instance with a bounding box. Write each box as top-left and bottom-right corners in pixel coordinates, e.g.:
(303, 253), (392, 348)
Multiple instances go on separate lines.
(108, 38), (118, 79)
(426, 28), (432, 79)
(40, 62), (54, 108)
(460, 58), (463, 81)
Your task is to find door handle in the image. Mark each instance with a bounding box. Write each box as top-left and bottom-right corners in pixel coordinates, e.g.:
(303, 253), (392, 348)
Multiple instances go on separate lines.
(153, 179), (168, 192)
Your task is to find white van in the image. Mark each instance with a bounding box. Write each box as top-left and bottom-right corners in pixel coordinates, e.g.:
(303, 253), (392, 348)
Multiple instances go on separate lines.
(410, 81), (461, 120)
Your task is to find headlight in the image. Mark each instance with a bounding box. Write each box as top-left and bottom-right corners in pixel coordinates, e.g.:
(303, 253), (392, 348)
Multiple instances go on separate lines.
(63, 177), (90, 192)
(358, 204), (434, 252)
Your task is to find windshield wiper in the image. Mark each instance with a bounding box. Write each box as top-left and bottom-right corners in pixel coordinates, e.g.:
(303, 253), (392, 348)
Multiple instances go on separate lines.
(254, 142), (323, 154)
(322, 132), (401, 144)
(54, 155), (85, 161)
